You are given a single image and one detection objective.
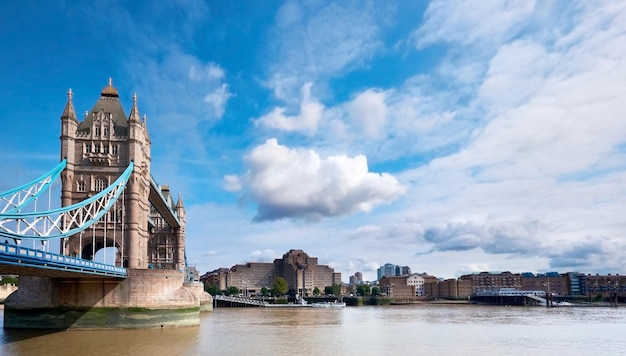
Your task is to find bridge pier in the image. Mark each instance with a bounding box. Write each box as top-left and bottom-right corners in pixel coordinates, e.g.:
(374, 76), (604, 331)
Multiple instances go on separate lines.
(3, 269), (212, 329)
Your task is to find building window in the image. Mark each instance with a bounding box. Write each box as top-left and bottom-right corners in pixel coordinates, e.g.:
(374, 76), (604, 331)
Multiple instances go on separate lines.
(104, 127), (109, 136)
(77, 181), (85, 192)
(95, 127), (101, 136)
(112, 144), (119, 155)
(103, 144), (109, 154)
(95, 178), (107, 192)
(85, 143), (91, 153)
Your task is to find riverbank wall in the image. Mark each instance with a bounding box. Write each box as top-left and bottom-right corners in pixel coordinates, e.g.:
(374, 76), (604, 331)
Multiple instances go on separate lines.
(3, 269), (212, 330)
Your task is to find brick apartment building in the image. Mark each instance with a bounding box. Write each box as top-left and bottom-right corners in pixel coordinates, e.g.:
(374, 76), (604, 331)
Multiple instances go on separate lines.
(201, 249), (341, 296)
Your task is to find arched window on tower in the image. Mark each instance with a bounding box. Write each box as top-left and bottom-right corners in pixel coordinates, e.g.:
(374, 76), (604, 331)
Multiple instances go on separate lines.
(77, 180), (86, 192)
(95, 177), (107, 192)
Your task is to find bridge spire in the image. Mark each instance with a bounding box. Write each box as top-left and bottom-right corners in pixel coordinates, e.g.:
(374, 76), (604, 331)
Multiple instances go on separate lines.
(61, 88), (76, 120)
(101, 77), (119, 97)
(176, 193), (184, 209)
(129, 92), (140, 123)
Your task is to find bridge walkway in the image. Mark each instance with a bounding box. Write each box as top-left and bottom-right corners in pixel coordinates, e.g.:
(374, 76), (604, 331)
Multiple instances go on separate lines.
(0, 243), (126, 279)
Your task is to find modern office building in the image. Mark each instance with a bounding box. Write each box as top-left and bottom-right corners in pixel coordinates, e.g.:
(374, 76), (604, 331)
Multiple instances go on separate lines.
(377, 263), (396, 280)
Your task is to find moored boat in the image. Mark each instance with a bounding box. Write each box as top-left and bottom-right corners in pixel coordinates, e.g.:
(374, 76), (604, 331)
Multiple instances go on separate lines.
(312, 301), (346, 308)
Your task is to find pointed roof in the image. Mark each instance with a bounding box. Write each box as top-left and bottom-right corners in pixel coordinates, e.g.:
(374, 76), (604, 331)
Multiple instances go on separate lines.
(61, 88), (77, 120)
(129, 92), (140, 123)
(142, 113), (151, 143)
(176, 193), (185, 209)
(77, 78), (129, 135)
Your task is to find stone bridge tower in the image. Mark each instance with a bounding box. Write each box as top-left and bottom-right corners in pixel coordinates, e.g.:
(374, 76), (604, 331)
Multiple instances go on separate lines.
(3, 80), (206, 330)
(59, 79), (185, 271)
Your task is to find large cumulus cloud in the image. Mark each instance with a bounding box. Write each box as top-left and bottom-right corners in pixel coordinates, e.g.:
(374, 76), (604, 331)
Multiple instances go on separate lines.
(228, 139), (405, 221)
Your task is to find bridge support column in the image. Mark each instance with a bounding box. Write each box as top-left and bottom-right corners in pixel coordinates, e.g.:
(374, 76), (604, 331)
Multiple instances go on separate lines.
(3, 270), (212, 329)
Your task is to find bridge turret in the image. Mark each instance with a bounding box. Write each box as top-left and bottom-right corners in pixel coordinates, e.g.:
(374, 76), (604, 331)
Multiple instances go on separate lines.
(60, 88), (78, 208)
(126, 91), (152, 268)
(176, 193), (186, 271)
(56, 80), (184, 272)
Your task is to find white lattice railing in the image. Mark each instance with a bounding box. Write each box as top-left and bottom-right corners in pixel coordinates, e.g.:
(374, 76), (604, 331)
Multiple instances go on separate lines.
(0, 159), (66, 214)
(0, 162), (133, 241)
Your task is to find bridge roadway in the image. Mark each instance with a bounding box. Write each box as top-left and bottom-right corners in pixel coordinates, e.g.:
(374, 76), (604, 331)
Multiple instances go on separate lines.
(0, 243), (126, 279)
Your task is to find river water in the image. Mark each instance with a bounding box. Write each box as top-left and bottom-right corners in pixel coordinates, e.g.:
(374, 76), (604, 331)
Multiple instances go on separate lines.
(1, 304), (625, 355)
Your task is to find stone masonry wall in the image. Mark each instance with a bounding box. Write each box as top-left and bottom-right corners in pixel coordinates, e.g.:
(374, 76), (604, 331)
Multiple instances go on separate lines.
(6, 269), (206, 309)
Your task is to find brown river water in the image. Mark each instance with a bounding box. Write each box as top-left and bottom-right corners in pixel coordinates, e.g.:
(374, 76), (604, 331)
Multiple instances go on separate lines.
(1, 304), (625, 355)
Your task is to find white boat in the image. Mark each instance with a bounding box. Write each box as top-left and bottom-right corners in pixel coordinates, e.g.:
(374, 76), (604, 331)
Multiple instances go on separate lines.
(311, 301), (346, 308)
(555, 301), (573, 306)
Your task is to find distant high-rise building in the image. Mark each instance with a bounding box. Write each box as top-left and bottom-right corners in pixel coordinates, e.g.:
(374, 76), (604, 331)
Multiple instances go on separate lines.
(377, 263), (413, 280)
(399, 266), (411, 276)
(349, 271), (363, 285)
(377, 263), (397, 280)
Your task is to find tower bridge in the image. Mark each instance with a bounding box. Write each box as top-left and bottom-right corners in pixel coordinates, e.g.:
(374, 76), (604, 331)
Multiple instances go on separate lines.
(0, 80), (212, 329)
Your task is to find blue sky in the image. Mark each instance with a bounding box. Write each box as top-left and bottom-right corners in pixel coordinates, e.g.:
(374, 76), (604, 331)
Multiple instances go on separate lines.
(1, 0), (625, 281)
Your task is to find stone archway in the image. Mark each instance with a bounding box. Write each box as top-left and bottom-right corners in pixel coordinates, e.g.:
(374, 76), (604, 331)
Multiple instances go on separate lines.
(81, 237), (123, 266)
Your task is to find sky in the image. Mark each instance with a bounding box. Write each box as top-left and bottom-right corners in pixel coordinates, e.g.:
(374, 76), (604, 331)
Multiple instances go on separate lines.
(0, 0), (625, 282)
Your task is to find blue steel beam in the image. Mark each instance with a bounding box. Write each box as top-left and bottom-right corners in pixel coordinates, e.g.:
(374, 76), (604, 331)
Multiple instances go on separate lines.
(0, 162), (133, 240)
(0, 159), (66, 214)
(0, 243), (126, 278)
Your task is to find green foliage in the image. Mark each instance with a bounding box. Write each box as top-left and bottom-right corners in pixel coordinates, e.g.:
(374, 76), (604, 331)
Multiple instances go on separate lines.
(261, 286), (270, 297)
(325, 284), (341, 296)
(273, 277), (289, 296)
(357, 284), (371, 296)
(344, 296), (363, 306)
(204, 283), (220, 296)
(275, 297), (289, 304)
(371, 286), (380, 296)
(227, 286), (240, 296)
(370, 297), (392, 305)
(313, 287), (320, 296)
(0, 276), (18, 286)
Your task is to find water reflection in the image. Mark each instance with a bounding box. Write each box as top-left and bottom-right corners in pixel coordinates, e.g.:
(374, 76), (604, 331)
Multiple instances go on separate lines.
(2, 305), (626, 355)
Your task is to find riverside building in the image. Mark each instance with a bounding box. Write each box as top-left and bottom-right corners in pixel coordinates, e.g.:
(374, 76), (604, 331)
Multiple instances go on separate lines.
(202, 249), (341, 296)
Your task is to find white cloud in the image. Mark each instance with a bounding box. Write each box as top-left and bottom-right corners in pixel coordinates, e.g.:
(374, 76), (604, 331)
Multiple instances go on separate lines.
(236, 138), (406, 221)
(275, 1), (302, 28)
(413, 0), (536, 49)
(247, 249), (278, 262)
(223, 174), (241, 192)
(383, 0), (626, 276)
(475, 40), (553, 115)
(254, 82), (324, 134)
(204, 83), (232, 118)
(267, 1), (384, 100)
(347, 89), (387, 139)
(189, 63), (225, 81)
(423, 220), (544, 255)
